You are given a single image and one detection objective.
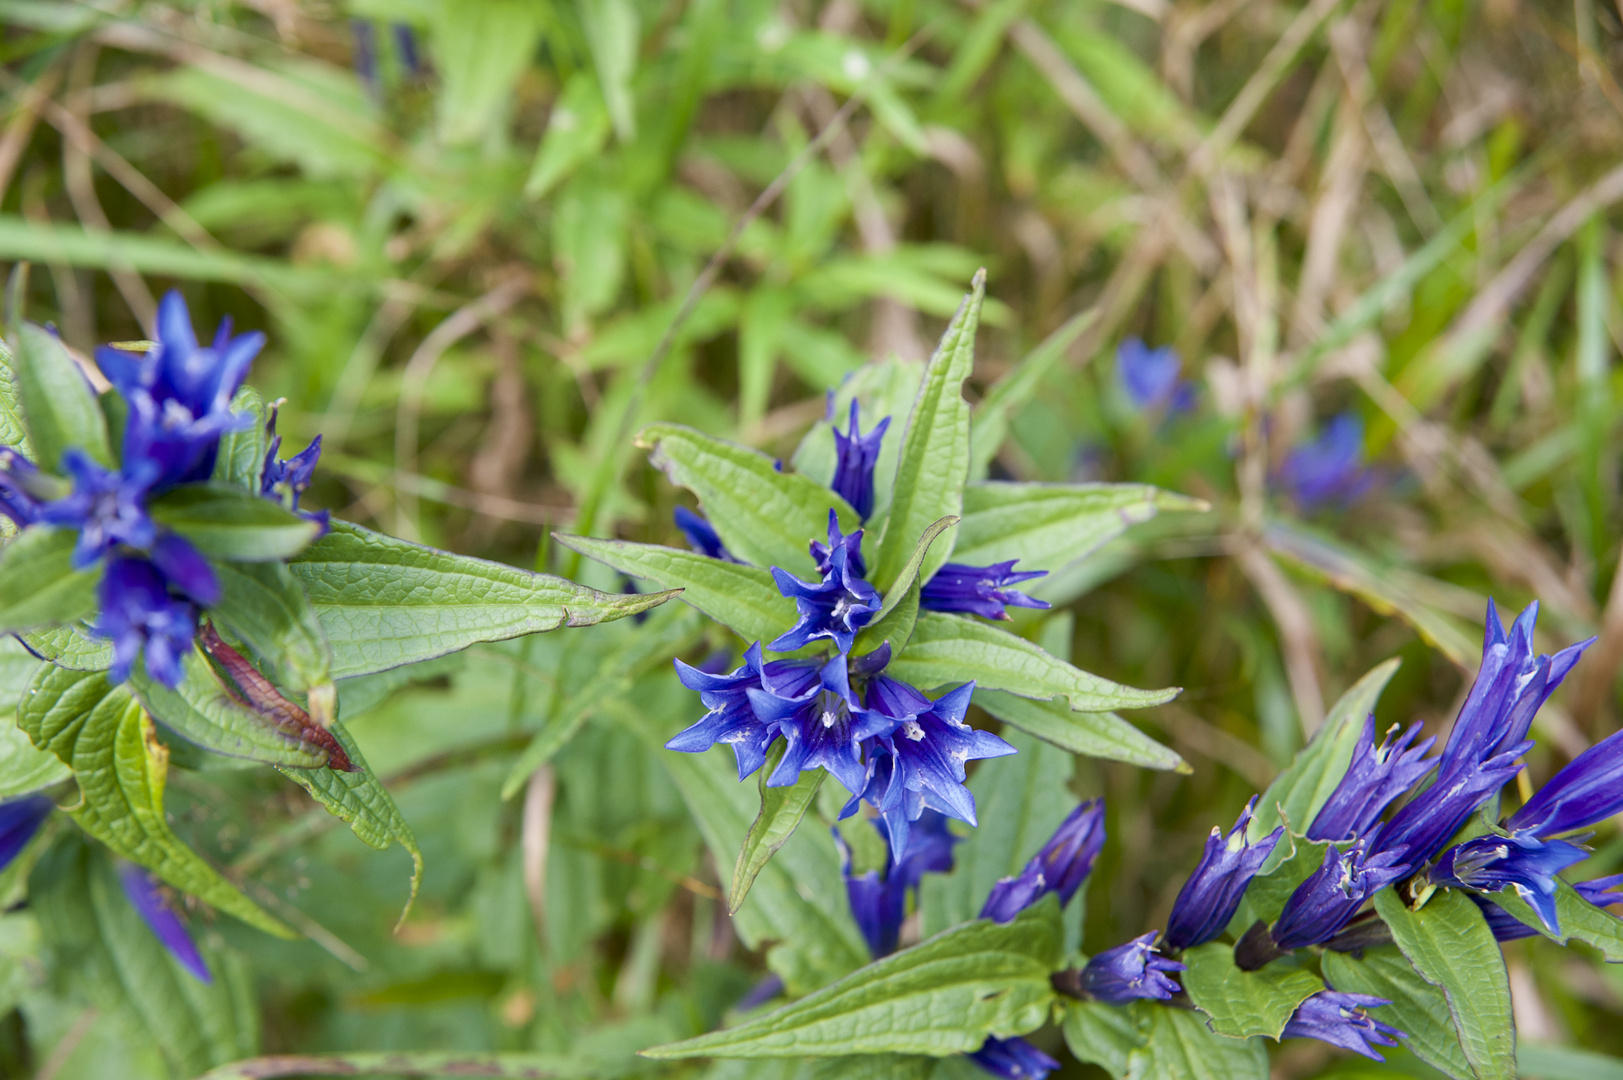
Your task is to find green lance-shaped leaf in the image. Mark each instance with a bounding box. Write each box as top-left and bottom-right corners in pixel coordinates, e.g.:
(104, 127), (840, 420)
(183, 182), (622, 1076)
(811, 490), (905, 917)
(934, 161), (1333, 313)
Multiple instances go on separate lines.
(888, 611), (1179, 713)
(0, 334), (32, 457)
(212, 560), (333, 696)
(1124, 1004), (1268, 1080)
(9, 321), (111, 471)
(1249, 657), (1402, 842)
(21, 622), (112, 670)
(642, 895), (1062, 1060)
(526, 71), (612, 199)
(0, 527), (99, 632)
(639, 423), (859, 578)
(212, 384), (269, 488)
(974, 689), (1186, 771)
(967, 309), (1096, 482)
(730, 740), (826, 913)
(951, 481), (1208, 570)
(870, 273), (985, 591)
(1062, 999), (1144, 1080)
(554, 534), (787, 645)
(1180, 943), (1322, 1039)
(191, 1052), (581, 1080)
(0, 715), (69, 797)
(127, 651), (329, 768)
(277, 719), (422, 925)
(852, 515), (956, 658)
(1322, 945), (1473, 1080)
(18, 669), (292, 937)
(30, 837), (260, 1079)
(1374, 886), (1515, 1080)
(1516, 1044), (1623, 1080)
(148, 484), (324, 562)
(290, 520), (676, 678)
(1483, 878), (1623, 961)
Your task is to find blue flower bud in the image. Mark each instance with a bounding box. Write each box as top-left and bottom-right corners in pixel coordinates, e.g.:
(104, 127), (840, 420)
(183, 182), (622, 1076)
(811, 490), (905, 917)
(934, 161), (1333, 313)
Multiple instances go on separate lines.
(1281, 990), (1405, 1061)
(117, 862), (211, 983)
(1079, 932), (1184, 1003)
(1270, 838), (1409, 951)
(966, 1035), (1061, 1080)
(830, 399), (889, 520)
(981, 800), (1106, 924)
(0, 795), (53, 872)
(1164, 796), (1283, 951)
(1307, 717), (1435, 843)
(673, 506), (734, 562)
(919, 561), (1049, 621)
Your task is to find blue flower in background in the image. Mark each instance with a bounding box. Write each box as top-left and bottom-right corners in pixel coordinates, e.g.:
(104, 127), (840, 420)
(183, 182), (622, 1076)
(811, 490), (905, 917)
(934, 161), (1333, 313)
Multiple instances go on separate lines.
(1307, 717), (1436, 843)
(1270, 838), (1410, 951)
(1480, 874), (1623, 941)
(673, 506), (734, 562)
(746, 654), (891, 794)
(1430, 832), (1587, 935)
(769, 512), (880, 653)
(830, 399), (889, 520)
(1506, 724), (1623, 839)
(96, 291), (260, 487)
(1079, 932), (1185, 1003)
(1116, 337), (1195, 413)
(38, 449), (159, 569)
(261, 409), (328, 533)
(0, 795), (53, 871)
(856, 679), (1013, 859)
(920, 561), (1049, 621)
(117, 862), (211, 983)
(967, 1036), (1062, 1080)
(981, 800), (1107, 923)
(1164, 796), (1283, 951)
(1281, 990), (1405, 1061)
(837, 811), (959, 959)
(94, 556), (200, 687)
(1276, 413), (1376, 509)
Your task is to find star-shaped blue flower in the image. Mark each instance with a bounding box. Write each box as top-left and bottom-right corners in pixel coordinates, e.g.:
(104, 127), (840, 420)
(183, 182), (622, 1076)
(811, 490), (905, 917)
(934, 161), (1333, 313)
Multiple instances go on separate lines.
(746, 653), (891, 794)
(769, 512), (880, 653)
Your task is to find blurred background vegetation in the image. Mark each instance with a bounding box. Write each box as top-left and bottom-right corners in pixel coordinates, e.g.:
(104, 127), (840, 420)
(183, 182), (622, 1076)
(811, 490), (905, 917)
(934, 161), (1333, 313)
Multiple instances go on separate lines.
(3, 0), (1623, 1075)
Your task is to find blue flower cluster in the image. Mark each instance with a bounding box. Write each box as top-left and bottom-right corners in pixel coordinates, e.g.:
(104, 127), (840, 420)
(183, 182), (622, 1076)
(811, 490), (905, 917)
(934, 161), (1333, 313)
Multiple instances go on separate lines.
(0, 293), (324, 686)
(667, 402), (1051, 858)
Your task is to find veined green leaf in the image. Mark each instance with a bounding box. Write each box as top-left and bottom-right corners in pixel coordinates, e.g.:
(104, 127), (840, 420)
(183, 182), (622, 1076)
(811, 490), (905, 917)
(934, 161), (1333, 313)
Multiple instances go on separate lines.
(1124, 1003), (1268, 1080)
(190, 1051), (582, 1080)
(1374, 887), (1514, 1080)
(212, 560), (333, 695)
(1062, 999), (1143, 1080)
(277, 719), (422, 925)
(730, 741), (826, 914)
(31, 837), (259, 1078)
(0, 716), (69, 797)
(1483, 878), (1623, 961)
(1516, 1044), (1623, 1080)
(290, 521), (675, 678)
(554, 534), (787, 645)
(1322, 946), (1473, 1080)
(974, 689), (1186, 771)
(17, 669), (291, 937)
(968, 309), (1096, 481)
(951, 481), (1208, 570)
(20, 622), (111, 670)
(640, 423), (858, 577)
(0, 527), (99, 632)
(526, 72), (612, 199)
(1181, 943), (1321, 1039)
(871, 274), (984, 591)
(643, 896), (1061, 1059)
(128, 651), (329, 768)
(1250, 658), (1402, 842)
(0, 336), (32, 458)
(852, 515), (956, 658)
(148, 484), (322, 562)
(212, 385), (269, 489)
(10, 321), (110, 472)
(888, 612), (1179, 712)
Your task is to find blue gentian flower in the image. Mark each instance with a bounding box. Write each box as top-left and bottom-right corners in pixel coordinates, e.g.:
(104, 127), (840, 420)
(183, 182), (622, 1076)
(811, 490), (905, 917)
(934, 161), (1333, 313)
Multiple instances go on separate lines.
(830, 399), (889, 520)
(746, 654), (891, 794)
(261, 410), (328, 533)
(1440, 600), (1592, 772)
(38, 450), (159, 570)
(93, 556), (199, 687)
(0, 448), (48, 527)
(856, 679), (1014, 859)
(1506, 724), (1623, 838)
(1374, 741), (1528, 868)
(116, 862), (211, 983)
(1116, 337), (1195, 413)
(966, 1035), (1062, 1080)
(1079, 932), (1184, 1003)
(1479, 873), (1623, 942)
(1276, 413), (1376, 509)
(0, 795), (53, 870)
(674, 506), (734, 562)
(669, 643), (772, 779)
(1281, 990), (1405, 1061)
(1430, 833), (1587, 935)
(1270, 838), (1410, 951)
(981, 800), (1107, 923)
(1307, 717), (1436, 843)
(838, 811), (959, 959)
(1164, 796), (1283, 951)
(769, 512), (880, 653)
(96, 291), (260, 487)
(919, 561), (1049, 621)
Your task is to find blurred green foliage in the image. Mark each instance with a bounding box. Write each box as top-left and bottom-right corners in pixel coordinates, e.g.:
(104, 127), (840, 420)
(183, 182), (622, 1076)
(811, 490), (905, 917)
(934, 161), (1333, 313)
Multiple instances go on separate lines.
(4, 0), (1623, 1075)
